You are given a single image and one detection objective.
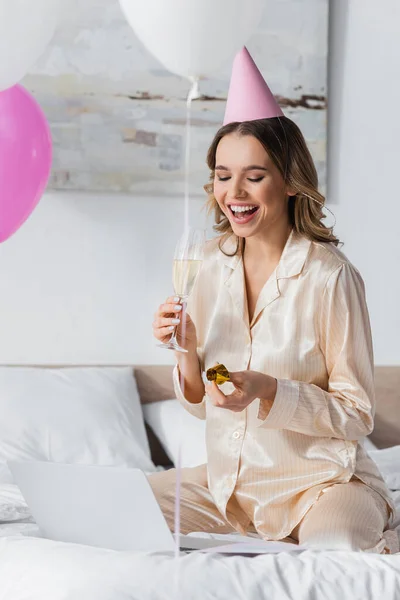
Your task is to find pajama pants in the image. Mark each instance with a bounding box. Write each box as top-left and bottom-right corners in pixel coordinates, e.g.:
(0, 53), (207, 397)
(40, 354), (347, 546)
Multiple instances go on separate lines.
(148, 465), (397, 553)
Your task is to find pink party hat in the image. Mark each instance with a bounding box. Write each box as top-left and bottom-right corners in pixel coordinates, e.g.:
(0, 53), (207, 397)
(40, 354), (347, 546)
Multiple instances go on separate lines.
(223, 47), (283, 125)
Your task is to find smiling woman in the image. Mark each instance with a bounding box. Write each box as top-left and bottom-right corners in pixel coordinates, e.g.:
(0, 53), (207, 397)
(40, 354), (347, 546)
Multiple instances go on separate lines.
(151, 47), (397, 554)
(204, 117), (339, 255)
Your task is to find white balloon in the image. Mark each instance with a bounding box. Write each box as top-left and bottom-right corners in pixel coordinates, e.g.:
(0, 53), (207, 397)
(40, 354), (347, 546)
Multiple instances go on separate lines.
(0, 0), (61, 91)
(119, 0), (266, 78)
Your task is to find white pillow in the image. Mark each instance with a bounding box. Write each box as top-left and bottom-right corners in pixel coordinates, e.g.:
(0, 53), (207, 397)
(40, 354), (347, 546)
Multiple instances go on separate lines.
(142, 399), (207, 468)
(363, 437), (378, 453)
(0, 483), (31, 522)
(367, 445), (400, 491)
(0, 367), (155, 484)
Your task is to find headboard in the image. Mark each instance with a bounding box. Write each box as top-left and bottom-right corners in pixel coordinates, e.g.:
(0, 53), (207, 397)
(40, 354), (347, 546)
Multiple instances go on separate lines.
(370, 367), (400, 449)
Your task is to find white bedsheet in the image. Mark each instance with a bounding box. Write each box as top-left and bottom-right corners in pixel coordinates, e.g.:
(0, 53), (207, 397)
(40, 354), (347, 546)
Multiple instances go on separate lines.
(1, 533), (400, 600)
(1, 448), (400, 600)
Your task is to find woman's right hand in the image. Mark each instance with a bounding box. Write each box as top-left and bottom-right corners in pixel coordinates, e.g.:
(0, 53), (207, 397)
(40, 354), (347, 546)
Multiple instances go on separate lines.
(153, 296), (197, 353)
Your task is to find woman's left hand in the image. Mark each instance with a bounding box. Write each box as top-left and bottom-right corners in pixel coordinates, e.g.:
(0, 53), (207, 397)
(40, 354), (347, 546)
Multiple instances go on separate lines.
(205, 370), (277, 412)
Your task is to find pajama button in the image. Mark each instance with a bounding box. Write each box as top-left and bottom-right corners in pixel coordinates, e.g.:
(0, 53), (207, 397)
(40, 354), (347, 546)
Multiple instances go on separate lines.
(232, 431), (241, 439)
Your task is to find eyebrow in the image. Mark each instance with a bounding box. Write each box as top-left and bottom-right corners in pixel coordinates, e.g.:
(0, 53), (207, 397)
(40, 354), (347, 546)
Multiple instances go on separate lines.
(215, 165), (268, 172)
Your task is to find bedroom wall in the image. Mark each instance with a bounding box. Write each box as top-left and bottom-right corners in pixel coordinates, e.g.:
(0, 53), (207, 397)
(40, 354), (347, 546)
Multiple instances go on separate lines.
(0, 0), (399, 366)
(327, 0), (400, 365)
(0, 193), (210, 365)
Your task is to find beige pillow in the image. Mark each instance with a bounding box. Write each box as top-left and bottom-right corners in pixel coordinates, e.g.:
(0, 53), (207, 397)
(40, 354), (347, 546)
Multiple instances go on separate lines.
(134, 365), (174, 467)
(134, 365), (174, 404)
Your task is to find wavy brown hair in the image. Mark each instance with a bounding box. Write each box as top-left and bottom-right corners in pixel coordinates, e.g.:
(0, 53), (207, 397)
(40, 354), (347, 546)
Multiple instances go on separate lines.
(204, 117), (339, 254)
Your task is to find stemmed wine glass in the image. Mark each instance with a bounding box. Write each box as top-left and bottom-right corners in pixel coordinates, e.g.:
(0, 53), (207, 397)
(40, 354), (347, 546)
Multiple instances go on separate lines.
(157, 227), (205, 353)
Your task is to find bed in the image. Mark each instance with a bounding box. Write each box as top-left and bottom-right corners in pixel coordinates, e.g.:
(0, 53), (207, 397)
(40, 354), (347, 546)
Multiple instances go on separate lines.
(0, 365), (399, 599)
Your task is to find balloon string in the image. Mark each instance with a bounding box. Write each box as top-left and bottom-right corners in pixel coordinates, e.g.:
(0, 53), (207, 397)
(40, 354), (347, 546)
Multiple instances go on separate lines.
(173, 77), (200, 595)
(173, 420), (182, 593)
(184, 77), (200, 233)
(173, 372), (186, 597)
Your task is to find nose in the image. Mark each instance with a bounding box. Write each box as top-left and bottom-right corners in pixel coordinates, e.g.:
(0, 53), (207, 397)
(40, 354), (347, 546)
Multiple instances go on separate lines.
(227, 178), (246, 199)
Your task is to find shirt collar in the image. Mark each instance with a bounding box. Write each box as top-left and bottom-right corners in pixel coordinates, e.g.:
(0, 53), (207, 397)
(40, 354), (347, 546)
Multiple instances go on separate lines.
(220, 229), (312, 279)
(276, 229), (312, 279)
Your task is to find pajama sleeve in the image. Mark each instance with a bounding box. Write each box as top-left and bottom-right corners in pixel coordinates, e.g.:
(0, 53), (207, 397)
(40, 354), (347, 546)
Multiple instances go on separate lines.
(173, 363), (206, 420)
(258, 263), (376, 441)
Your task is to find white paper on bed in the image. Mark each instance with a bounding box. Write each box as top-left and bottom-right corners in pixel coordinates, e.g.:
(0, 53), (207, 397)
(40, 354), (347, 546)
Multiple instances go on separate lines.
(0, 367), (155, 484)
(202, 541), (303, 554)
(186, 532), (304, 554)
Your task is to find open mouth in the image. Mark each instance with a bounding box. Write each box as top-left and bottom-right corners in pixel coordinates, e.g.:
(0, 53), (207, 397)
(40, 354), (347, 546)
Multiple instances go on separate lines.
(228, 204), (260, 224)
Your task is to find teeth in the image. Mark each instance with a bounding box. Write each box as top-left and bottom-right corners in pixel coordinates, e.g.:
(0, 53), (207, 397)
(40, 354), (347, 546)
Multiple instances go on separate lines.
(230, 205), (257, 213)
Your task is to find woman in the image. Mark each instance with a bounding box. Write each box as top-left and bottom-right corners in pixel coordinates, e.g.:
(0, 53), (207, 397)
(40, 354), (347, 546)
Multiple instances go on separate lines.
(152, 48), (396, 552)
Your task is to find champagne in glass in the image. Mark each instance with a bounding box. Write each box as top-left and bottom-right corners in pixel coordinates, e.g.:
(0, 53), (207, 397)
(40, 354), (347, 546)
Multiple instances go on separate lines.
(158, 227), (205, 353)
(172, 259), (202, 299)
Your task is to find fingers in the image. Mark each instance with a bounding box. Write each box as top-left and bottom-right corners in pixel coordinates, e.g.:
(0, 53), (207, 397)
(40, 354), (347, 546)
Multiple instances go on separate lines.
(205, 381), (224, 405)
(152, 312), (181, 341)
(228, 371), (244, 386)
(152, 295), (196, 345)
(221, 390), (245, 411)
(154, 301), (183, 320)
(153, 316), (181, 328)
(152, 297), (181, 342)
(205, 383), (245, 412)
(153, 325), (175, 343)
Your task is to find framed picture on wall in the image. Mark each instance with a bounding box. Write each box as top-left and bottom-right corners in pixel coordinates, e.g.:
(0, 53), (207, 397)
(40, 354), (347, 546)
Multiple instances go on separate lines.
(23, 0), (328, 198)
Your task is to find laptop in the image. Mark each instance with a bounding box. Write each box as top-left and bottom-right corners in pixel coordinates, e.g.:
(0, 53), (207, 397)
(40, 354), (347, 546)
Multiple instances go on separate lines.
(7, 460), (235, 553)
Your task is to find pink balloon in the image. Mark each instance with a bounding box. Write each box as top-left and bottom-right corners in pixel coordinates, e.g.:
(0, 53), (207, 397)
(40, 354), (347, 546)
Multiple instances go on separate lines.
(0, 85), (52, 243)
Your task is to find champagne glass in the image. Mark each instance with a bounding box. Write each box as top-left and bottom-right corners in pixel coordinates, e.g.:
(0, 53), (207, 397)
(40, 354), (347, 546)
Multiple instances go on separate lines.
(158, 227), (205, 353)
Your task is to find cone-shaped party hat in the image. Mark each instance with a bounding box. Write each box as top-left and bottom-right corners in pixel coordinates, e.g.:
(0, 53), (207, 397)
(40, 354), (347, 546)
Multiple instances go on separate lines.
(223, 47), (283, 125)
